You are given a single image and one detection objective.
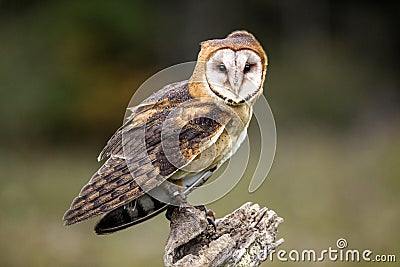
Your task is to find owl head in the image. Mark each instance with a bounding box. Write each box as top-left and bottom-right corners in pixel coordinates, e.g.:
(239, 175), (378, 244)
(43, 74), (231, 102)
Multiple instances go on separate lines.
(190, 30), (268, 105)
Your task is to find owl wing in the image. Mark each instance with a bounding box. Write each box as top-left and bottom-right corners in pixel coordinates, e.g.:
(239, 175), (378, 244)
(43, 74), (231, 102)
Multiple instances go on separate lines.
(63, 81), (233, 226)
(93, 170), (215, 235)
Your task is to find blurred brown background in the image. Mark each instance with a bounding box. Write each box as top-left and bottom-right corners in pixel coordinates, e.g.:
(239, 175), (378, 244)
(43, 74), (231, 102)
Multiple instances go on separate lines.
(0, 1), (399, 266)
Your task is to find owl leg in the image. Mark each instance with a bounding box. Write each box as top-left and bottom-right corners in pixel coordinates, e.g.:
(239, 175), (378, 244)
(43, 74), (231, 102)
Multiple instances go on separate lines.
(164, 191), (187, 221)
(164, 202), (191, 221)
(165, 201), (190, 221)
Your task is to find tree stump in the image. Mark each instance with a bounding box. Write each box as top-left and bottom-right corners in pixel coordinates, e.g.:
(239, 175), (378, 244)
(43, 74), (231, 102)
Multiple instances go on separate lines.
(164, 202), (284, 266)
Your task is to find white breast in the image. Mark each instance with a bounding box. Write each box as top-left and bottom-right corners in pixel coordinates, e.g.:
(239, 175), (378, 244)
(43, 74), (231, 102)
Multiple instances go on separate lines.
(217, 107), (252, 168)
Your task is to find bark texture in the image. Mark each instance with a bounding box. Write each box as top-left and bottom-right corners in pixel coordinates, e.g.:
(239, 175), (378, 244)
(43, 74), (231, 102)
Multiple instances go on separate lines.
(164, 202), (284, 266)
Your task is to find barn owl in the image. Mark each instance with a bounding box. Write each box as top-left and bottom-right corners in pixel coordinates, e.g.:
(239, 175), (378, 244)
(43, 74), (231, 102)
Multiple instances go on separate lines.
(63, 30), (268, 234)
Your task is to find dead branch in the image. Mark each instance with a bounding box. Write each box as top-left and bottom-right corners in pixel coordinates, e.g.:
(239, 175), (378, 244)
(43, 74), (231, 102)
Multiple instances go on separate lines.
(164, 202), (284, 266)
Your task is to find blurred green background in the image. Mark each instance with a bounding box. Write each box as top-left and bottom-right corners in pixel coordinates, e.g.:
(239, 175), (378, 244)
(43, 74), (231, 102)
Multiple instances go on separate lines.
(1, 1), (399, 266)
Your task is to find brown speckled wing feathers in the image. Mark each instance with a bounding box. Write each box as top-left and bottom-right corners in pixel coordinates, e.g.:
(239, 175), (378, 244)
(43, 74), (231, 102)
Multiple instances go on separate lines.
(63, 81), (232, 226)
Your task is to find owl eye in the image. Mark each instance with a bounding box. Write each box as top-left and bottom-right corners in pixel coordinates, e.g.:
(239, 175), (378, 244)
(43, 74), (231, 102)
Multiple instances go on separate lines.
(244, 63), (251, 73)
(218, 64), (227, 72)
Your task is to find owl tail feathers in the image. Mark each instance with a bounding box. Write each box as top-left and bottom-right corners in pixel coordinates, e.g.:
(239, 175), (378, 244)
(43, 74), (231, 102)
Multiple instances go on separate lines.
(94, 194), (168, 235)
(62, 194), (106, 226)
(63, 205), (97, 227)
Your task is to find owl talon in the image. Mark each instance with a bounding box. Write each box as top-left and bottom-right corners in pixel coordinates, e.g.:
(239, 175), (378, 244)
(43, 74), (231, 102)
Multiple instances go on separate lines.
(207, 217), (217, 231)
(206, 209), (217, 231)
(165, 206), (175, 221)
(165, 203), (193, 221)
(196, 205), (217, 231)
(178, 202), (191, 212)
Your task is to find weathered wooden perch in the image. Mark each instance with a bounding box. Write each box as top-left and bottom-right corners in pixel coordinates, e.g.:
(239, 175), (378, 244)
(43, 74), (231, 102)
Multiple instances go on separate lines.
(164, 202), (284, 267)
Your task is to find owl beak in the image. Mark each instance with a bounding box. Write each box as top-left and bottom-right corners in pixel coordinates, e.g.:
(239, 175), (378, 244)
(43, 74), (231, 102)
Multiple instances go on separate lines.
(228, 70), (243, 95)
